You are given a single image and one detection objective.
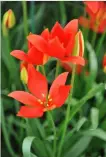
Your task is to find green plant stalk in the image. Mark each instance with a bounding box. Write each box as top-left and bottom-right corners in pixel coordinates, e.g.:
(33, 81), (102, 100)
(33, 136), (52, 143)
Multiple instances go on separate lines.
(91, 30), (97, 48)
(1, 102), (17, 157)
(48, 112), (57, 157)
(57, 64), (76, 157)
(55, 60), (60, 78)
(42, 65), (57, 157)
(59, 1), (67, 25)
(22, 1), (28, 37)
(96, 31), (106, 57)
(30, 1), (35, 33)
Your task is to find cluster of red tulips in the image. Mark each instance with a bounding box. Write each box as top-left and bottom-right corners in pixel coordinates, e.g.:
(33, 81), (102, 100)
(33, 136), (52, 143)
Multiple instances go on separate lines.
(8, 1), (106, 119)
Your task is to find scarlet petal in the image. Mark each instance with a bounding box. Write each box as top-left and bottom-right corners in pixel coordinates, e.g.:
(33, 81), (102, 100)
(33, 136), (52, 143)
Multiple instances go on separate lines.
(17, 106), (44, 118)
(10, 50), (29, 62)
(61, 62), (72, 73)
(49, 72), (69, 96)
(84, 2), (99, 14)
(51, 85), (71, 107)
(48, 37), (65, 59)
(8, 91), (41, 107)
(28, 46), (44, 65)
(51, 22), (65, 43)
(28, 64), (48, 100)
(62, 56), (85, 66)
(66, 34), (75, 56)
(27, 34), (48, 53)
(97, 20), (106, 33)
(64, 19), (78, 35)
(41, 28), (50, 41)
(79, 17), (90, 28)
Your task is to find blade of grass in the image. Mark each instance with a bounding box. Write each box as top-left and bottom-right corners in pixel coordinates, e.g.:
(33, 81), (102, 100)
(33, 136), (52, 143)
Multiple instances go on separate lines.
(1, 100), (18, 157)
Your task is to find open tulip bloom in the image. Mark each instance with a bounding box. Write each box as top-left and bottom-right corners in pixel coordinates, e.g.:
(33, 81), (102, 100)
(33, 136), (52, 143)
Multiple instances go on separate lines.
(8, 64), (71, 118)
(79, 1), (106, 33)
(10, 19), (85, 67)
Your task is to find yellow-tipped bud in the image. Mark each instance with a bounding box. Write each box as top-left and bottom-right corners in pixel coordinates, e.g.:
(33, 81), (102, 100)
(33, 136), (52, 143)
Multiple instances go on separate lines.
(72, 30), (84, 57)
(72, 32), (79, 56)
(3, 9), (16, 29)
(20, 67), (28, 84)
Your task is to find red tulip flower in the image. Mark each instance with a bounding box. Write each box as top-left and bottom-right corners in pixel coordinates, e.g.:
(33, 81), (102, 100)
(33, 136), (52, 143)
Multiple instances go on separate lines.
(27, 19), (85, 66)
(10, 33), (49, 65)
(79, 1), (106, 33)
(103, 53), (106, 73)
(8, 64), (71, 118)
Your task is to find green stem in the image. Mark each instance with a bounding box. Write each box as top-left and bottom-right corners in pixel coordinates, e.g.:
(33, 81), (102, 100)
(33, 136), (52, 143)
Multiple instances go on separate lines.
(96, 31), (106, 57)
(30, 1), (35, 33)
(59, 1), (67, 26)
(48, 112), (56, 157)
(22, 1), (28, 37)
(55, 60), (60, 78)
(91, 30), (97, 48)
(57, 64), (76, 157)
(1, 102), (17, 157)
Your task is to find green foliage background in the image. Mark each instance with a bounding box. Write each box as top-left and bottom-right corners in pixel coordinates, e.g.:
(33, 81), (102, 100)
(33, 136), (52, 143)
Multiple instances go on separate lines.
(1, 1), (106, 157)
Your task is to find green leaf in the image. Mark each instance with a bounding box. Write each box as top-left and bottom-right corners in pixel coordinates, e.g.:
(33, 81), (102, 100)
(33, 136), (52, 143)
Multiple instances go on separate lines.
(86, 41), (98, 83)
(82, 129), (106, 141)
(31, 153), (38, 157)
(68, 83), (104, 123)
(90, 107), (99, 129)
(75, 117), (87, 131)
(65, 136), (92, 157)
(22, 136), (35, 157)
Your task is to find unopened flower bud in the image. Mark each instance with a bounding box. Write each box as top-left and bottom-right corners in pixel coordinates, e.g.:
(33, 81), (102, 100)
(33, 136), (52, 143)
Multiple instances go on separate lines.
(20, 62), (28, 84)
(72, 30), (84, 57)
(3, 9), (16, 29)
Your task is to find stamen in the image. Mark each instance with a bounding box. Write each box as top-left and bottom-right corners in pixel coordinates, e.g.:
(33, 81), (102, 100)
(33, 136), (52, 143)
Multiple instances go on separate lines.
(49, 98), (52, 102)
(42, 93), (45, 97)
(38, 99), (41, 102)
(48, 95), (50, 99)
(47, 104), (49, 107)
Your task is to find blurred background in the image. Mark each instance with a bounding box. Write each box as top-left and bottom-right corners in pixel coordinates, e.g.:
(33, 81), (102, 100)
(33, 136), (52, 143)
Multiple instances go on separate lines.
(1, 1), (106, 157)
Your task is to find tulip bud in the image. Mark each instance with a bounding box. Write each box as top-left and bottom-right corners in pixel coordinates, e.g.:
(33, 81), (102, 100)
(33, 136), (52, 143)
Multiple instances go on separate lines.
(72, 32), (79, 56)
(72, 30), (84, 57)
(103, 54), (106, 73)
(3, 9), (16, 29)
(78, 30), (84, 57)
(20, 61), (28, 84)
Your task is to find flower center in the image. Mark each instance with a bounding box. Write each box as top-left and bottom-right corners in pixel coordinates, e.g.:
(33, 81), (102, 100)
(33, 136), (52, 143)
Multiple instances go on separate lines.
(37, 94), (56, 111)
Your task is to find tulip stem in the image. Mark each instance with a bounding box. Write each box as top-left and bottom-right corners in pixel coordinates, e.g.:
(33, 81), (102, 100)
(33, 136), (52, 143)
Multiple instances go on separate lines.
(57, 64), (76, 157)
(55, 60), (60, 78)
(22, 1), (28, 37)
(96, 31), (106, 57)
(91, 31), (97, 48)
(48, 112), (56, 157)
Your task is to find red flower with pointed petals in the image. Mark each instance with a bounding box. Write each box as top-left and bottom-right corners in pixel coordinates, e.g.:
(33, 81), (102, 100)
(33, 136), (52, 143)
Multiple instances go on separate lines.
(8, 64), (71, 118)
(11, 47), (44, 65)
(79, 1), (106, 33)
(28, 20), (85, 66)
(11, 32), (49, 66)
